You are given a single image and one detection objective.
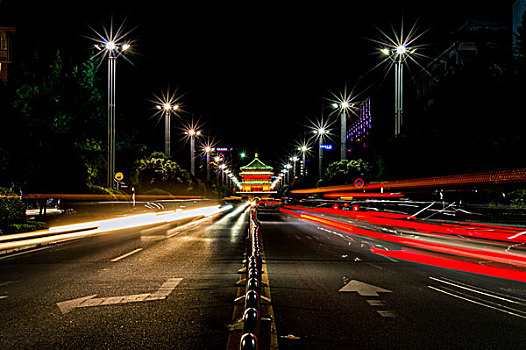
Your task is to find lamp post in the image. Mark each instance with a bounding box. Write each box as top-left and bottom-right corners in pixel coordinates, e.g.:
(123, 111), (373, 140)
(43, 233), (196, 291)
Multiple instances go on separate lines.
(332, 101), (351, 161)
(95, 40), (131, 188)
(219, 164), (226, 186)
(314, 127), (328, 179)
(298, 145), (309, 176)
(156, 102), (179, 157)
(225, 169), (231, 188)
(214, 156), (221, 185)
(290, 156), (298, 182)
(381, 44), (414, 137)
(204, 146), (212, 181)
(185, 129), (201, 176)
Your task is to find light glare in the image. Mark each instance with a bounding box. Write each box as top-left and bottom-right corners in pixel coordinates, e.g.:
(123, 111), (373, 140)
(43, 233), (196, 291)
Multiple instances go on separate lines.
(397, 45), (406, 54)
(105, 41), (116, 51)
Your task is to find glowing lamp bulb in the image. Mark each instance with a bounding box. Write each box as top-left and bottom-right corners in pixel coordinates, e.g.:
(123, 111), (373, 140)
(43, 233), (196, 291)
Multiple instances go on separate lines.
(105, 41), (116, 51)
(163, 103), (172, 110)
(122, 43), (130, 51)
(381, 48), (390, 55)
(188, 129), (196, 136)
(396, 45), (406, 54)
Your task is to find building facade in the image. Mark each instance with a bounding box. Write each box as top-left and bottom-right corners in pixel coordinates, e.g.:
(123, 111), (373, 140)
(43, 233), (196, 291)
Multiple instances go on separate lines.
(513, 0), (526, 47)
(238, 154), (276, 194)
(0, 26), (15, 84)
(346, 97), (372, 152)
(413, 19), (511, 109)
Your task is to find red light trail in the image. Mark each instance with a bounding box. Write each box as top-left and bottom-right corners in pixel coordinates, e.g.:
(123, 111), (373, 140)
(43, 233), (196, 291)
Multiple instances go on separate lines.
(280, 206), (526, 283)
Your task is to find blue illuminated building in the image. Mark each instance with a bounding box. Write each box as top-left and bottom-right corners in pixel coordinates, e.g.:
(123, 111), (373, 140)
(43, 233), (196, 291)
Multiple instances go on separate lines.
(346, 97), (372, 151)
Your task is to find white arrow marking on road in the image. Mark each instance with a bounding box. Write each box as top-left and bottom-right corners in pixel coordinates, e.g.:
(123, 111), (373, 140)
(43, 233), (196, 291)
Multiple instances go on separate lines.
(339, 280), (392, 296)
(57, 277), (183, 314)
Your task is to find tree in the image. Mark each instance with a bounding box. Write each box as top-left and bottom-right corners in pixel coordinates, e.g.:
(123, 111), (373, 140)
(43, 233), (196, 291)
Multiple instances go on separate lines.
(4, 50), (106, 192)
(318, 159), (371, 187)
(514, 12), (526, 63)
(133, 152), (195, 194)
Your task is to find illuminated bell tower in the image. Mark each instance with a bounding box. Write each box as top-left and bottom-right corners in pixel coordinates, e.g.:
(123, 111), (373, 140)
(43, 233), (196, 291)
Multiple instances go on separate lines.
(238, 153), (276, 195)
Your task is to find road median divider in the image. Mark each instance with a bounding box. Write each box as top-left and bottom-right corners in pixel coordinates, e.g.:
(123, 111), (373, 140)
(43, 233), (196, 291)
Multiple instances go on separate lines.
(227, 208), (278, 350)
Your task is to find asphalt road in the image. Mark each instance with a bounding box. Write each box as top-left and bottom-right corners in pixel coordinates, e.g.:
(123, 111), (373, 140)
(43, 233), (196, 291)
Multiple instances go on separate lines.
(2, 204), (526, 350)
(0, 204), (249, 349)
(259, 211), (526, 350)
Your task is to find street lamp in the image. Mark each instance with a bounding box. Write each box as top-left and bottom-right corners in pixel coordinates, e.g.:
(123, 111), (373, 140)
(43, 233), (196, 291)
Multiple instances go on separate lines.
(185, 129), (201, 176)
(332, 101), (352, 161)
(313, 127), (328, 179)
(290, 155), (298, 181)
(219, 163), (227, 186)
(381, 44), (414, 137)
(156, 102), (179, 157)
(94, 39), (132, 188)
(298, 145), (309, 176)
(204, 145), (213, 181)
(225, 169), (231, 188)
(285, 163), (292, 184)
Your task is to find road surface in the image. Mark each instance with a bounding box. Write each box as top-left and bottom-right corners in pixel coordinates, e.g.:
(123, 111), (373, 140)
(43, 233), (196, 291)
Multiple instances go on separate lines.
(260, 210), (526, 349)
(0, 204), (248, 349)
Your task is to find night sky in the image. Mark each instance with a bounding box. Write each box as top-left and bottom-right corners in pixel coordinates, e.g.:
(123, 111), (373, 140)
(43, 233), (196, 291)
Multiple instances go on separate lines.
(1, 0), (514, 167)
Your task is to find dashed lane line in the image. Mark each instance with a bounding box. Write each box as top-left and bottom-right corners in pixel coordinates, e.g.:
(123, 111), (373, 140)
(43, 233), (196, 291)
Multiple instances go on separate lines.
(110, 248), (143, 262)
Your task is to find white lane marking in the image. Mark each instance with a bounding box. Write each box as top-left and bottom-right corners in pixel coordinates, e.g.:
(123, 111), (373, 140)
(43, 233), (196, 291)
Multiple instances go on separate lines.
(412, 202), (436, 217)
(377, 310), (397, 318)
(508, 230), (526, 240)
(57, 277), (183, 314)
(0, 295), (8, 300)
(377, 254), (398, 263)
(0, 245), (53, 260)
(366, 263), (383, 270)
(0, 281), (16, 287)
(366, 300), (385, 306)
(428, 286), (526, 320)
(110, 248), (143, 262)
(339, 280), (392, 296)
(430, 276), (526, 305)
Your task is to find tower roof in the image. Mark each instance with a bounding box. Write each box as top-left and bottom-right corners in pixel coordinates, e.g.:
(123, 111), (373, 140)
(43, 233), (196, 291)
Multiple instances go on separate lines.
(240, 154), (273, 171)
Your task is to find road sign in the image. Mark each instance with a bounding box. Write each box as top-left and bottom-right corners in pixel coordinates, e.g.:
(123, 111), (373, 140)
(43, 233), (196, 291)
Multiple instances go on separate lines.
(354, 178), (365, 188)
(114, 172), (124, 181)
